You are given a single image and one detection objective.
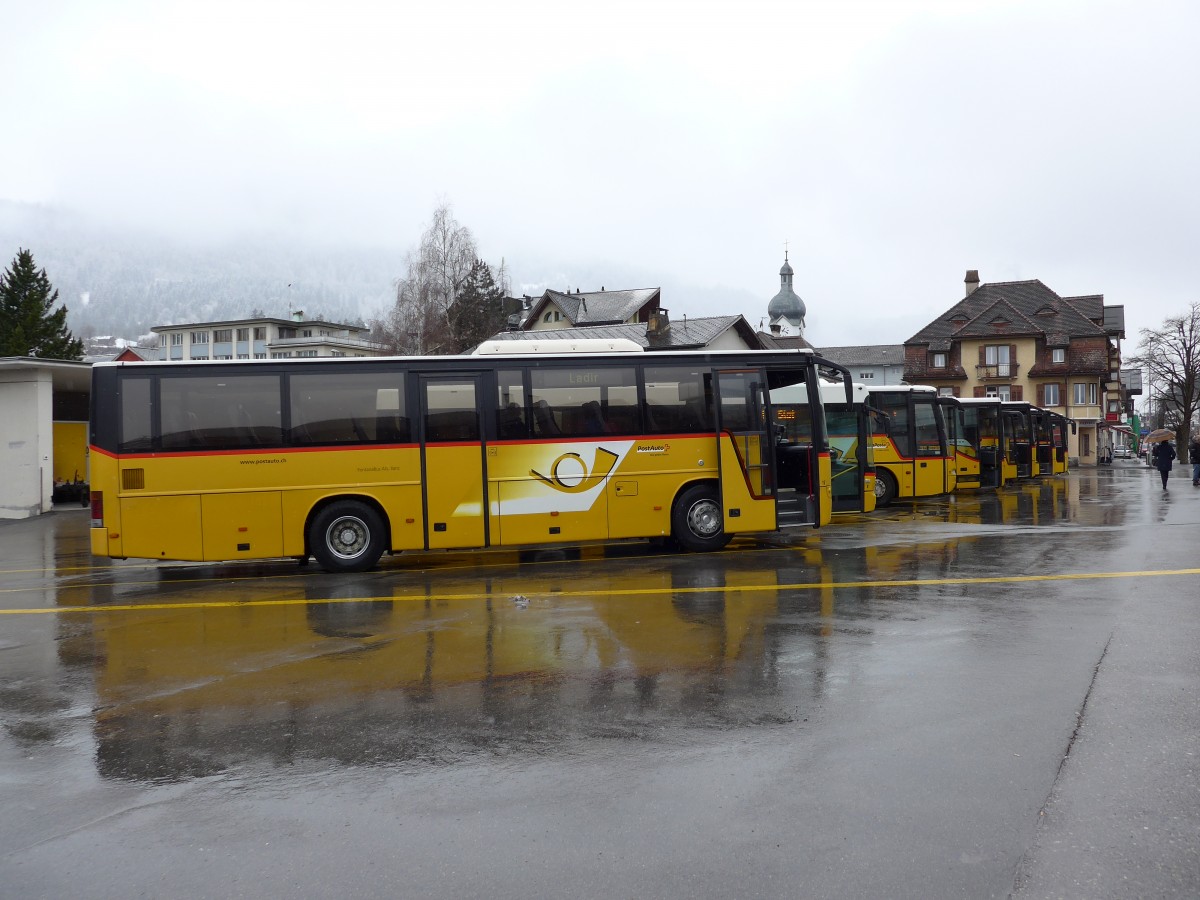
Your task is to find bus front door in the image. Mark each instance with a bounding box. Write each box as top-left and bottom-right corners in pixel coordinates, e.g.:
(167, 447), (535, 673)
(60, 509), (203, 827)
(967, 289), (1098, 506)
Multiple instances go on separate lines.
(420, 376), (487, 549)
(716, 369), (779, 533)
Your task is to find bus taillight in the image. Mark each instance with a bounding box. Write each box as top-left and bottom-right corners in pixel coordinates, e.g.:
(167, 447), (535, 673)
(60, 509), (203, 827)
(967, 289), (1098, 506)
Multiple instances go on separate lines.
(90, 491), (104, 528)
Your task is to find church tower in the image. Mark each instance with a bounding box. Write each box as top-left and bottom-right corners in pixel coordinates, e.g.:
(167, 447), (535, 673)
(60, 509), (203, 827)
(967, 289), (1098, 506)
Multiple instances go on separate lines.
(767, 251), (806, 337)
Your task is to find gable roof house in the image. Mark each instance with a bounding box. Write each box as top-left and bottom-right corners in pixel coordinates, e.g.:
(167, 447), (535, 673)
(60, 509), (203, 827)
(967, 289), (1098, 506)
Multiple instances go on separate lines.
(523, 288), (661, 331)
(905, 270), (1127, 466)
(483, 309), (763, 352)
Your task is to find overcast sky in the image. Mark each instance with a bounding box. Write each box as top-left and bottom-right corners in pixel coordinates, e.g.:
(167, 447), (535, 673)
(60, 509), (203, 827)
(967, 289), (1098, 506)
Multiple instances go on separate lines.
(3, 0), (1198, 347)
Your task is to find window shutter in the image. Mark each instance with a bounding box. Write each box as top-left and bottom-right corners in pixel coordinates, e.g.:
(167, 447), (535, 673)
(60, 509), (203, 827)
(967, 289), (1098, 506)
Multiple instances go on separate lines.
(1010, 344), (1018, 365)
(952, 386), (960, 398)
(1011, 385), (1023, 401)
(978, 346), (986, 365)
(1037, 384), (1045, 406)
(973, 386), (986, 398)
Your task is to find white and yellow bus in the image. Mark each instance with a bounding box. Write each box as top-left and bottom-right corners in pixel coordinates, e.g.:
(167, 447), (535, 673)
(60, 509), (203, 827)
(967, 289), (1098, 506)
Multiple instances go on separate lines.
(864, 384), (957, 506)
(88, 343), (852, 572)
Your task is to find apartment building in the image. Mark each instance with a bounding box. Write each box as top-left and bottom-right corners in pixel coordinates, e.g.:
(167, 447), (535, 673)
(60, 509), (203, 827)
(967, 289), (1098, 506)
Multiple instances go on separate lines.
(904, 271), (1127, 465)
(152, 311), (384, 360)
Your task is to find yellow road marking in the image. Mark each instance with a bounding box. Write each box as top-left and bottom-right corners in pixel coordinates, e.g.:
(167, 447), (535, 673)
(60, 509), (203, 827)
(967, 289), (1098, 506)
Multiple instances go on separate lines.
(3, 567), (1198, 616)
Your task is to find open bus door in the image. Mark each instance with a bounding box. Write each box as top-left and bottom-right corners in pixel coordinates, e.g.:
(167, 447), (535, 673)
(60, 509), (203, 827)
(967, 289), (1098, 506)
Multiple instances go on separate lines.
(1050, 414), (1075, 474)
(715, 369), (778, 535)
(940, 396), (979, 490)
(1032, 409), (1055, 477)
(1003, 405), (1033, 479)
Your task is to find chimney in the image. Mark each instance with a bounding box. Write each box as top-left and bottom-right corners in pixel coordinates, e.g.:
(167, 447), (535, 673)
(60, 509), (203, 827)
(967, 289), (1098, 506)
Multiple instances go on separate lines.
(964, 270), (980, 296)
(647, 308), (671, 346)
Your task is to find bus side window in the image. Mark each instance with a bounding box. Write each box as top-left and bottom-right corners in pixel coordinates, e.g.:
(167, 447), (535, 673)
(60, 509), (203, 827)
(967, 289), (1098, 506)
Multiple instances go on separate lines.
(532, 399), (560, 436)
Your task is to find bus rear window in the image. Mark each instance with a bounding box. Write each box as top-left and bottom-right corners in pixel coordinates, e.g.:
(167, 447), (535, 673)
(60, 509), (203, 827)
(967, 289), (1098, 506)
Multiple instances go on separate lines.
(118, 377), (153, 452)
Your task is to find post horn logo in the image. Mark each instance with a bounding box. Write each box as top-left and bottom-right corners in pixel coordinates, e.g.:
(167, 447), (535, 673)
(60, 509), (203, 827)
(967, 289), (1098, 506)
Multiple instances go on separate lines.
(530, 447), (620, 493)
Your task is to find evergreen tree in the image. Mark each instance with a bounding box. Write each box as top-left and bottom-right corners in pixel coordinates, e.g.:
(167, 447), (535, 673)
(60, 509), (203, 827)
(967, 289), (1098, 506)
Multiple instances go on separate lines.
(0, 249), (85, 360)
(447, 259), (507, 353)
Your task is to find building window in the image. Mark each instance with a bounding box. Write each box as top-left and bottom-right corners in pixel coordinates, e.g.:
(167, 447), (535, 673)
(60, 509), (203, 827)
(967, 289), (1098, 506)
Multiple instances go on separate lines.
(986, 385), (1012, 401)
(214, 329), (233, 342)
(1051, 348), (1066, 364)
(279, 327), (297, 339)
(297, 350), (319, 357)
(932, 352), (947, 368)
(302, 329), (313, 337)
(170, 333), (184, 346)
(543, 312), (553, 323)
(190, 332), (209, 344)
(984, 344), (1011, 376)
(254, 353), (267, 359)
(1044, 383), (1061, 406)
(859, 372), (874, 379)
(1082, 432), (1090, 456)
(1073, 382), (1098, 405)
(236, 328), (249, 341)
(253, 327), (266, 340)
(937, 387), (955, 397)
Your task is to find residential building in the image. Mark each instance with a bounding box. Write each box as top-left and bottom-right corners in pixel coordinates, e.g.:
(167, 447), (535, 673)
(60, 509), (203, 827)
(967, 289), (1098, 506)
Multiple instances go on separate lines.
(483, 309), (762, 352)
(904, 270), (1126, 465)
(152, 311), (383, 360)
(816, 345), (906, 385)
(521, 288), (661, 332)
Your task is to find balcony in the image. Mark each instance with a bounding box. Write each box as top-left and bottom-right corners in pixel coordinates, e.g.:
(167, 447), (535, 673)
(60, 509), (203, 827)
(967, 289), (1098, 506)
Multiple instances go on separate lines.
(976, 363), (1020, 380)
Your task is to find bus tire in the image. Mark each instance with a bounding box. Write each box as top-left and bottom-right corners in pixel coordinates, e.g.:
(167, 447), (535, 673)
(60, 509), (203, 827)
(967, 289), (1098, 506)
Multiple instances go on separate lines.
(309, 500), (387, 573)
(874, 470), (898, 507)
(671, 484), (731, 552)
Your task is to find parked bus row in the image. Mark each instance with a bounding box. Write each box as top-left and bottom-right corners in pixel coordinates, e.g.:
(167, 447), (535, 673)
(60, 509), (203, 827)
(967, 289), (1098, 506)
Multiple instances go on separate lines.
(86, 343), (1078, 574)
(771, 387), (1075, 513)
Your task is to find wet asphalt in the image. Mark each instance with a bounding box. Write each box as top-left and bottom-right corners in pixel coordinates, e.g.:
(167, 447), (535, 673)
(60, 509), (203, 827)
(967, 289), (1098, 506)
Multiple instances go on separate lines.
(1, 460), (1197, 899)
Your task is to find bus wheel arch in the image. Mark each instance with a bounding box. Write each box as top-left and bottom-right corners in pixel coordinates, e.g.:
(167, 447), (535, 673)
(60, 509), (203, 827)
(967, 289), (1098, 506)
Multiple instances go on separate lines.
(671, 482), (731, 552)
(874, 469), (898, 507)
(306, 496), (390, 573)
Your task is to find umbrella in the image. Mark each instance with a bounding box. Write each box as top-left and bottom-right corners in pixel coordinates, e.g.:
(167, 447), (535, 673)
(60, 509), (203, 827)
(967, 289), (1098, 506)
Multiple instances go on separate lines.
(1143, 428), (1175, 444)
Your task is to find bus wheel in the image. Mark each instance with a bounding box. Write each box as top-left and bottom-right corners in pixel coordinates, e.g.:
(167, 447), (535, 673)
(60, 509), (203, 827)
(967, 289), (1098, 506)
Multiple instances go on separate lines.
(874, 470), (898, 507)
(309, 501), (386, 573)
(671, 485), (731, 552)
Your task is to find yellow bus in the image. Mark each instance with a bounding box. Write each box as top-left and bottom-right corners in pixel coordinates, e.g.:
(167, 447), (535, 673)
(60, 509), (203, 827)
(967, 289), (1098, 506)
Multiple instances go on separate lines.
(938, 395), (982, 490)
(864, 385), (957, 506)
(88, 344), (852, 572)
(772, 382), (878, 514)
(956, 397), (1016, 489)
(1031, 407), (1074, 476)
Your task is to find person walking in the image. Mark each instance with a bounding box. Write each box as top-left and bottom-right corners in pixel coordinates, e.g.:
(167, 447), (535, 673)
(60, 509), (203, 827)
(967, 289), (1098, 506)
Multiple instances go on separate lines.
(1152, 439), (1176, 489)
(1189, 437), (1200, 486)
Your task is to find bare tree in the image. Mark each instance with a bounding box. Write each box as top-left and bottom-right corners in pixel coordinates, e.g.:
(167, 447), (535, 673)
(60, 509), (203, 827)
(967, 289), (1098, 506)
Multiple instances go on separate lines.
(1131, 301), (1200, 452)
(372, 202), (478, 355)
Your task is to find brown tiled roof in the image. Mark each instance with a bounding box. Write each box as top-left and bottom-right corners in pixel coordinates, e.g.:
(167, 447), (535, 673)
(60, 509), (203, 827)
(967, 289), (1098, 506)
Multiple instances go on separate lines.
(906, 280), (1107, 345)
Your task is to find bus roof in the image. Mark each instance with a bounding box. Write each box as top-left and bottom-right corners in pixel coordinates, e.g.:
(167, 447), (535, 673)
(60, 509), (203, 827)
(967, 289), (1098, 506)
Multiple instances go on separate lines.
(474, 338), (644, 354)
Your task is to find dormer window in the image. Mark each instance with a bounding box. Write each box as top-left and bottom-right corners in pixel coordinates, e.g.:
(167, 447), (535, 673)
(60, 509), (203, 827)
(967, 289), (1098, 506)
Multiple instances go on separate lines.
(989, 316), (1010, 327)
(932, 352), (947, 368)
(1052, 348), (1065, 363)
(1035, 306), (1057, 317)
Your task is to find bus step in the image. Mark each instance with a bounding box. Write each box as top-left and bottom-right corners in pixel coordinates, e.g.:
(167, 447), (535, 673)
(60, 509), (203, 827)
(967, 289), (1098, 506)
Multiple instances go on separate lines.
(776, 495), (814, 528)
